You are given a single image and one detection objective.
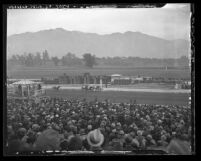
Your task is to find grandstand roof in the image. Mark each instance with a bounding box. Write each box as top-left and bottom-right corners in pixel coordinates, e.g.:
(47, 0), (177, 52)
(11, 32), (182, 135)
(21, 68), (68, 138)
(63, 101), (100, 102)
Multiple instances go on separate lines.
(12, 80), (37, 85)
(111, 74), (122, 77)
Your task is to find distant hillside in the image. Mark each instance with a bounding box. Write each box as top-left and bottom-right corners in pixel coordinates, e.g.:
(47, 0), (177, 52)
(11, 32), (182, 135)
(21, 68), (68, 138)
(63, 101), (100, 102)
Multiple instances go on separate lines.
(7, 28), (190, 59)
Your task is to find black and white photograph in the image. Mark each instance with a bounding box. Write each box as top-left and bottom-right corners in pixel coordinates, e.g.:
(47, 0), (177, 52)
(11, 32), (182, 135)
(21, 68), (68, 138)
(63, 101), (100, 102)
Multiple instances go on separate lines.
(4, 3), (194, 155)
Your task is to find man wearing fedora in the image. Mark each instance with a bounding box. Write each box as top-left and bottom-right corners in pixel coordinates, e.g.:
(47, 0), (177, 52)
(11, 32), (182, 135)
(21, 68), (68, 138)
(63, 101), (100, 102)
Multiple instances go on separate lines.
(87, 128), (104, 151)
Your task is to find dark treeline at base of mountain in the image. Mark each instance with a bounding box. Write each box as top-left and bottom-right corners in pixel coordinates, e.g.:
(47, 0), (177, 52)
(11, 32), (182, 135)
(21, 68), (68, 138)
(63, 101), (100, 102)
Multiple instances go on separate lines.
(7, 51), (190, 68)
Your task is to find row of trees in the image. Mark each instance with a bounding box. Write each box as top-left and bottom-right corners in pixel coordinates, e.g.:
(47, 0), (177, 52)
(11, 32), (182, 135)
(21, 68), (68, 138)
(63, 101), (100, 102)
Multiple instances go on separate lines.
(9, 50), (50, 66)
(8, 50), (189, 68)
(8, 50), (96, 68)
(96, 56), (189, 67)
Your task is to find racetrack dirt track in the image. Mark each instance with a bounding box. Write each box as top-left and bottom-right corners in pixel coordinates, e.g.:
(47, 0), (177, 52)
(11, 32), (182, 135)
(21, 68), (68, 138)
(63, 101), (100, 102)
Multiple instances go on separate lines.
(44, 89), (190, 106)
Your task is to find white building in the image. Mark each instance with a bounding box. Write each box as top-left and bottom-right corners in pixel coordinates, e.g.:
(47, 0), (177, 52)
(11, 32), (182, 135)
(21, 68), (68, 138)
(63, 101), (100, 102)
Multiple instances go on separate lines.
(130, 76), (144, 84)
(175, 83), (182, 89)
(185, 81), (191, 86)
(111, 74), (122, 83)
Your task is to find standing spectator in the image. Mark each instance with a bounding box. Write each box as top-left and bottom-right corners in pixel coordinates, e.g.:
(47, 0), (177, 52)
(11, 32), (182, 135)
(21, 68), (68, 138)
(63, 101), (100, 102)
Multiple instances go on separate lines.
(87, 129), (104, 151)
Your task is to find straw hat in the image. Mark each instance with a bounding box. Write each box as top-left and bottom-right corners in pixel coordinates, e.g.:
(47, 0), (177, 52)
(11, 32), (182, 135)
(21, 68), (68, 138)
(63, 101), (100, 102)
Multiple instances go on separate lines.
(87, 129), (104, 147)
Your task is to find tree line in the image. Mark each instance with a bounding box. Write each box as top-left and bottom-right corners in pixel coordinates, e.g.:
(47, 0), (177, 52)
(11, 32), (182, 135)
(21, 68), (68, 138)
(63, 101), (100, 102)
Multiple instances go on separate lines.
(8, 50), (189, 68)
(8, 51), (96, 68)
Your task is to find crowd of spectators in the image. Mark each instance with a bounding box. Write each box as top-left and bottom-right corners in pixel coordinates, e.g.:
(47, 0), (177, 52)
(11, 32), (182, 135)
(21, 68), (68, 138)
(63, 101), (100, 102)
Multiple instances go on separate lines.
(6, 97), (191, 154)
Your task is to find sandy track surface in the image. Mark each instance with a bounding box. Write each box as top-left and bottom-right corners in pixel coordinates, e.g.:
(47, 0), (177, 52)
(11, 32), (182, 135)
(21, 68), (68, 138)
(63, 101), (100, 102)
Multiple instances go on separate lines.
(103, 88), (190, 93)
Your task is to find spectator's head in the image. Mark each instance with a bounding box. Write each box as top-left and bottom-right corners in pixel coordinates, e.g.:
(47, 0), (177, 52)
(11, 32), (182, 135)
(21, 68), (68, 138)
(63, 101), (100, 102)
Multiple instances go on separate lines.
(134, 126), (138, 132)
(71, 126), (78, 134)
(68, 136), (83, 150)
(111, 139), (123, 151)
(146, 134), (153, 140)
(111, 123), (115, 128)
(17, 128), (27, 139)
(172, 131), (177, 137)
(117, 130), (124, 139)
(137, 130), (142, 136)
(8, 125), (14, 137)
(52, 123), (61, 132)
(79, 129), (86, 135)
(32, 124), (40, 132)
(161, 135), (167, 141)
(87, 129), (104, 148)
(112, 129), (117, 135)
(35, 129), (61, 151)
(131, 138), (140, 148)
(87, 125), (92, 131)
(105, 126), (111, 133)
(60, 139), (68, 150)
(124, 134), (133, 144)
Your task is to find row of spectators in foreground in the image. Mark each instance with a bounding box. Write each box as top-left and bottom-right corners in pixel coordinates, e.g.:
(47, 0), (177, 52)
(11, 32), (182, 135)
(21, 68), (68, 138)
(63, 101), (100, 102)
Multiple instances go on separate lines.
(6, 97), (192, 154)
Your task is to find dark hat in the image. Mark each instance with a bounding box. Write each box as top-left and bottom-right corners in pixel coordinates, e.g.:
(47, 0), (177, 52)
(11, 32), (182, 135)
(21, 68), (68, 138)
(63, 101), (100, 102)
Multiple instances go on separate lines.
(52, 123), (61, 131)
(79, 129), (86, 135)
(68, 136), (83, 150)
(87, 125), (92, 130)
(137, 130), (143, 136)
(119, 130), (124, 135)
(32, 124), (40, 131)
(60, 139), (68, 150)
(147, 134), (152, 140)
(35, 129), (61, 150)
(105, 126), (111, 132)
(18, 127), (27, 134)
(111, 139), (123, 151)
(124, 134), (133, 144)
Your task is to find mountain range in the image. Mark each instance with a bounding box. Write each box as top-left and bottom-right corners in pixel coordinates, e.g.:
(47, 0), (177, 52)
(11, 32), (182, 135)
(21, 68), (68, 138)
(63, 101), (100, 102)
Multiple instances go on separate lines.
(7, 28), (190, 59)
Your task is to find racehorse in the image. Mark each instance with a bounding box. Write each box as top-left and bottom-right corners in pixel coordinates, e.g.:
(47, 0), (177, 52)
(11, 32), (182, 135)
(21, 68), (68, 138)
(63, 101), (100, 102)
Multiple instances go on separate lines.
(95, 85), (102, 91)
(53, 85), (61, 91)
(82, 85), (102, 91)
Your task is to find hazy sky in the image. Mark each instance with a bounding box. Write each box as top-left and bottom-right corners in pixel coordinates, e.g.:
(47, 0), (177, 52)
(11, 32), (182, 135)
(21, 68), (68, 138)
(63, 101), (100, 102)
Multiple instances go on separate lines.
(7, 3), (191, 40)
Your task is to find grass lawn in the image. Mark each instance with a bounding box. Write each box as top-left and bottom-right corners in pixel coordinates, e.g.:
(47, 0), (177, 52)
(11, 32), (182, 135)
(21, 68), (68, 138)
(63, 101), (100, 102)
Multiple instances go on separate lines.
(7, 66), (190, 79)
